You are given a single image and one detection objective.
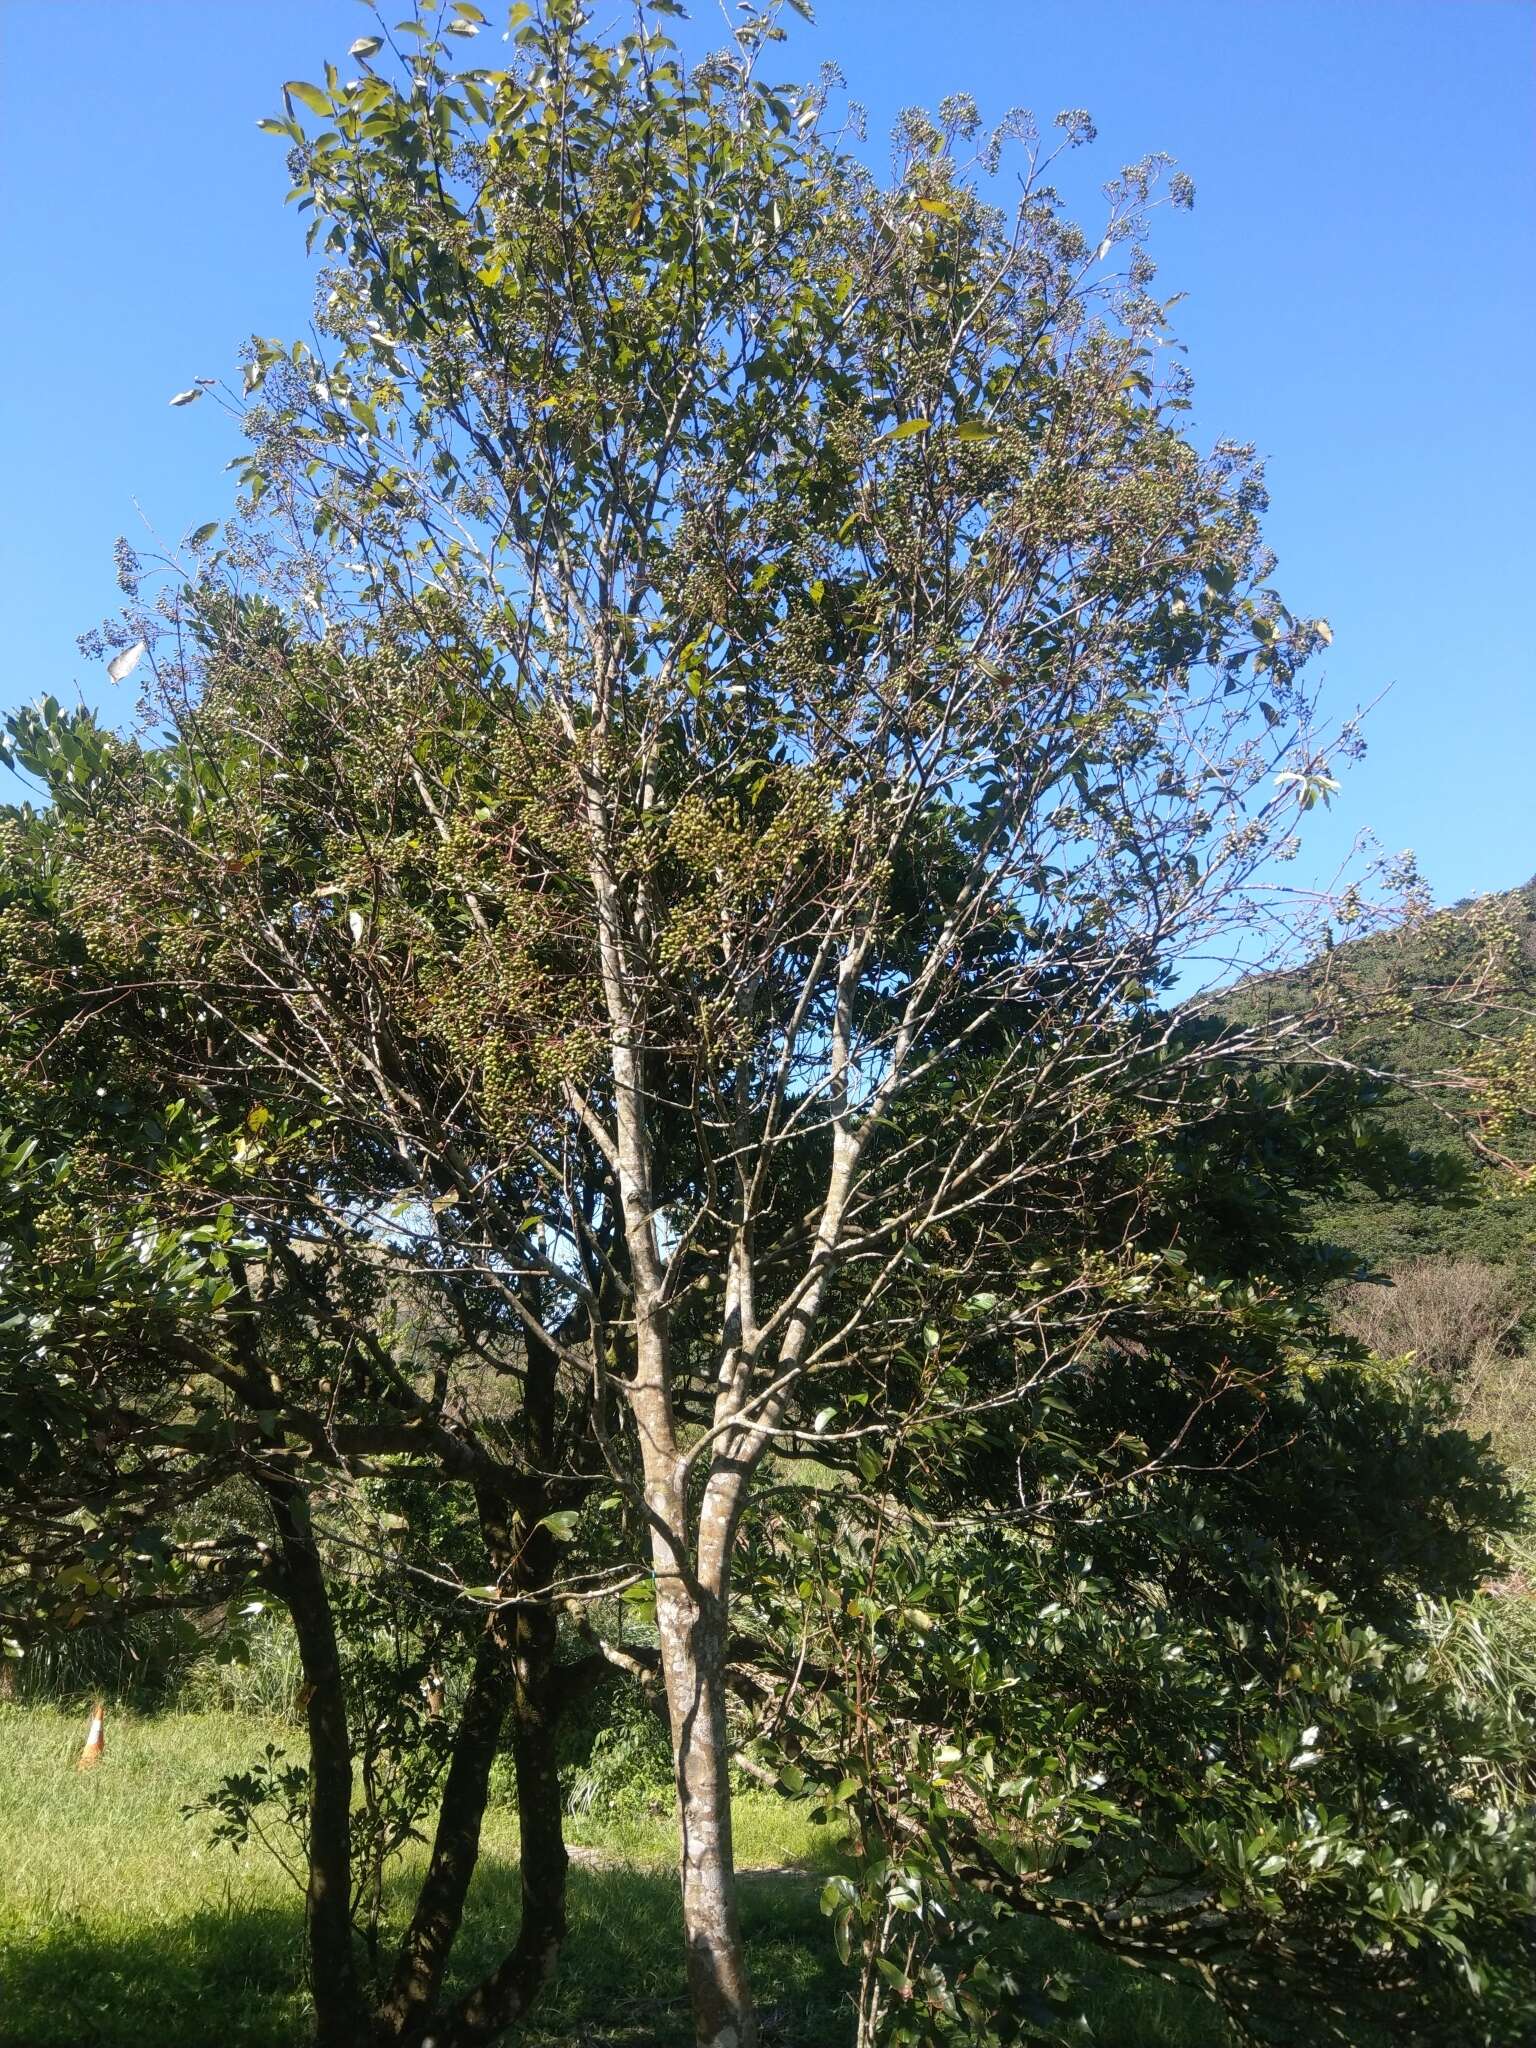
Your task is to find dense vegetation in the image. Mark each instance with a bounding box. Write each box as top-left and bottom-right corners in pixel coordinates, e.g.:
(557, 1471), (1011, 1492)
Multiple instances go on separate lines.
(1264, 879), (1536, 1273)
(1238, 878), (1536, 1460)
(2, 6), (1533, 2048)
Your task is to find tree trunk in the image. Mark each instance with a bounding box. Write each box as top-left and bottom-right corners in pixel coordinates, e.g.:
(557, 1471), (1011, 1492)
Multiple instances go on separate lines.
(373, 1624), (512, 2043)
(439, 1562), (568, 2045)
(653, 1505), (756, 2048)
(587, 809), (760, 2046)
(263, 1475), (367, 2048)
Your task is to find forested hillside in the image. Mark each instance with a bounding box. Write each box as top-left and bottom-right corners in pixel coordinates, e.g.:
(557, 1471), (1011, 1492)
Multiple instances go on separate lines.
(1252, 880), (1536, 1273)
(1232, 880), (1536, 1467)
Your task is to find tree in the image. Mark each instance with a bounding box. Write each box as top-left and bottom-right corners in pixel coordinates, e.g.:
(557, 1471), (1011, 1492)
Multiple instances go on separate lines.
(8, 4), (1438, 2044)
(0, 703), (607, 2048)
(732, 1060), (1535, 2046)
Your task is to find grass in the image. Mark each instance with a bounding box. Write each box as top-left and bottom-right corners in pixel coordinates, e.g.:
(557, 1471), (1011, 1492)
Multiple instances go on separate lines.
(0, 1706), (1234, 2047)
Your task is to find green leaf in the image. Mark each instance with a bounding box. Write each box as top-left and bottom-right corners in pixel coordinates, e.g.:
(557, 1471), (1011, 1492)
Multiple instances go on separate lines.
(875, 417), (931, 445)
(537, 1510), (580, 1542)
(284, 80), (332, 117)
(953, 420), (998, 442)
(187, 522), (219, 549)
(349, 35), (383, 58)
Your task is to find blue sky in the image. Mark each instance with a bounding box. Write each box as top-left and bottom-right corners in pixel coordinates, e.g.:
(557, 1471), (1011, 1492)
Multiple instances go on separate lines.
(2, 0), (1531, 907)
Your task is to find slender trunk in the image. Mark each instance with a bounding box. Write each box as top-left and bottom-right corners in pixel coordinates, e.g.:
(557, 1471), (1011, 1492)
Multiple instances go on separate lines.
(651, 1474), (756, 2048)
(586, 800), (758, 2045)
(440, 1557), (567, 2046)
(373, 1624), (511, 2043)
(263, 1475), (367, 2048)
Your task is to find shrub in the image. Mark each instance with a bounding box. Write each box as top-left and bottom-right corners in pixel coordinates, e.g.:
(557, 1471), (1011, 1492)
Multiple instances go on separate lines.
(1338, 1257), (1536, 1469)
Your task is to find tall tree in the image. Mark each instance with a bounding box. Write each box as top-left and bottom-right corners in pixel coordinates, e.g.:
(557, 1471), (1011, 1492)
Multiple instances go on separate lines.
(20, 4), (1414, 2042)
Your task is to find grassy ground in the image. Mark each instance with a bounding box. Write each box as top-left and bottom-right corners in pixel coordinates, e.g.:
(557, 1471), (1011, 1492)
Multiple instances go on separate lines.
(0, 1707), (1233, 2047)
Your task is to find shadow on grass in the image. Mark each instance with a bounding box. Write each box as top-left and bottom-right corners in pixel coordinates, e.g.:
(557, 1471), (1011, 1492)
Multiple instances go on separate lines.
(0, 1862), (852, 2048)
(3, 1844), (1241, 2048)
(0, 1897), (309, 2048)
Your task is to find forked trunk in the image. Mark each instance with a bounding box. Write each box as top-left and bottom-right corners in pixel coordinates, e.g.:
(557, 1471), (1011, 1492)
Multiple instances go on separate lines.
(441, 1588), (568, 2044)
(656, 1571), (756, 2048)
(377, 1479), (568, 2044)
(593, 814), (760, 2044)
(373, 1626), (512, 2042)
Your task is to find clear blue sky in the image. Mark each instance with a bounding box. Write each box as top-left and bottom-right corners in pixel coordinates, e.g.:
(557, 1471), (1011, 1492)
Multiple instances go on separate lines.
(2, 0), (1531, 907)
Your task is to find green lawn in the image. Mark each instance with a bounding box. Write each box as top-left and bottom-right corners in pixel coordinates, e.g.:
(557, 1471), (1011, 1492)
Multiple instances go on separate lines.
(0, 1707), (1233, 2047)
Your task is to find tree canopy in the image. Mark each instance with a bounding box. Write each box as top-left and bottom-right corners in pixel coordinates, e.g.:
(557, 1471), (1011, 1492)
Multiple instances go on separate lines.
(4, 6), (1533, 2047)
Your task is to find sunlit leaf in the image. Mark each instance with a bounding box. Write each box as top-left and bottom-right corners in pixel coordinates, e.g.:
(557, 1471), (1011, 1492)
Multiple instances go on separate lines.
(874, 417), (930, 444)
(107, 641), (146, 684)
(283, 80), (332, 117)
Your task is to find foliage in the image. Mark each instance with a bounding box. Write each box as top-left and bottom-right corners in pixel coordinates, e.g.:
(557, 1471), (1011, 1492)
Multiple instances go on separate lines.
(720, 1045), (1536, 2045)
(1338, 1258), (1528, 1376)
(1224, 885), (1536, 1469)
(1251, 883), (1536, 1274)
(0, 727), (603, 2046)
(1335, 1256), (1536, 1469)
(559, 1674), (674, 1821)
(740, 1366), (1533, 2046)
(4, 4), (1529, 2047)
